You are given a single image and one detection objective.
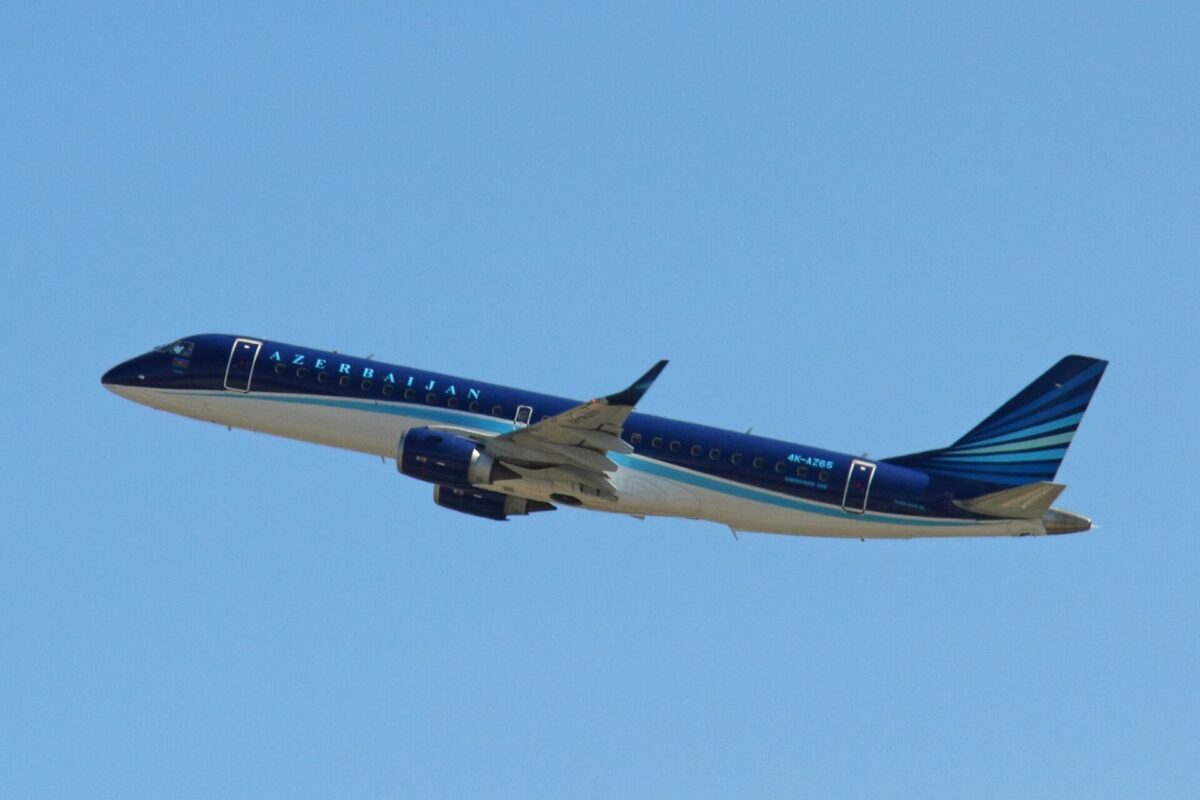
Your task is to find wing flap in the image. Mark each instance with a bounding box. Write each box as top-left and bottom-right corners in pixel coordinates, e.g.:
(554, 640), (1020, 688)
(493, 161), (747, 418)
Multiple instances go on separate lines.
(487, 437), (618, 473)
(505, 464), (619, 501)
(519, 425), (633, 454)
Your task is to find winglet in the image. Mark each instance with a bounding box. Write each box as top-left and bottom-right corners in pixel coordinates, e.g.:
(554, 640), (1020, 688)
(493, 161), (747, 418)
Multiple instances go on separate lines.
(604, 359), (669, 407)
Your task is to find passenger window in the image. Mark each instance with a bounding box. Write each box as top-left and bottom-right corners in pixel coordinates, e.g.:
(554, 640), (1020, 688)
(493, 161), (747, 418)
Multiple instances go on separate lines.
(339, 376), (351, 387)
(709, 449), (721, 460)
(318, 372), (329, 384)
(361, 380), (373, 391)
(774, 461), (786, 473)
(296, 367), (308, 378)
(630, 433), (642, 444)
(795, 464), (808, 477)
(752, 457), (765, 469)
(274, 363), (286, 374)
(447, 397), (458, 408)
(426, 393), (438, 404)
(819, 469), (831, 482)
(651, 437), (663, 448)
(382, 384), (394, 396)
(669, 441), (681, 452)
(690, 444), (703, 456)
(731, 453), (743, 465)
(491, 405), (504, 416)
(469, 401), (481, 412)
(404, 388), (416, 400)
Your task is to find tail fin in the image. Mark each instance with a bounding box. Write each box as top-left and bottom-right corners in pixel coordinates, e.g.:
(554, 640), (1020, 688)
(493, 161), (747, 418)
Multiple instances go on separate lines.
(885, 355), (1108, 487)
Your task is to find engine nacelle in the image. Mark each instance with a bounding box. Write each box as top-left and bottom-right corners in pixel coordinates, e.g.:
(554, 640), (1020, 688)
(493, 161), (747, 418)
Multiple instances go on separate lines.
(433, 485), (555, 521)
(396, 427), (500, 488)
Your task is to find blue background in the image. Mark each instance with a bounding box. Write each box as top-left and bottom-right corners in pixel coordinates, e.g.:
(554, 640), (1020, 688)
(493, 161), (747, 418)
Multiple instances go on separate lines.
(2, 3), (1196, 797)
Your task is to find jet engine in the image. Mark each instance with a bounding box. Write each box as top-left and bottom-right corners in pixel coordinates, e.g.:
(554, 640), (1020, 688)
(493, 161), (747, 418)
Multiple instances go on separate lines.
(396, 427), (513, 488)
(397, 428), (553, 520)
(433, 485), (555, 521)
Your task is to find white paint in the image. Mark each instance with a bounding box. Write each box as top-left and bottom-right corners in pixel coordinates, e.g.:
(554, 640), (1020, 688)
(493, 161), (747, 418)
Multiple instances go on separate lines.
(106, 384), (1037, 539)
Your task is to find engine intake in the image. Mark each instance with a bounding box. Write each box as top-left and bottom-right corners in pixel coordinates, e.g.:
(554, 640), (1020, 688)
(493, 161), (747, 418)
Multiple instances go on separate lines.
(396, 427), (503, 488)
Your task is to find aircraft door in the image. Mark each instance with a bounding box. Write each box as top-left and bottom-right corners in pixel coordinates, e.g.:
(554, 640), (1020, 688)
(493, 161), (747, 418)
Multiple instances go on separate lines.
(514, 405), (534, 429)
(224, 338), (262, 392)
(842, 459), (876, 514)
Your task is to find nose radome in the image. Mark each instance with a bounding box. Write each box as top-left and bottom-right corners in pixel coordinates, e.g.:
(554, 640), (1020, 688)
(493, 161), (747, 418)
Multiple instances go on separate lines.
(101, 357), (148, 388)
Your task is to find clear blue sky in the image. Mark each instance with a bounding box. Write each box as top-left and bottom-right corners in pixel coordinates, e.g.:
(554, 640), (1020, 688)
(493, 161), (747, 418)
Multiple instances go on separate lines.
(2, 3), (1197, 797)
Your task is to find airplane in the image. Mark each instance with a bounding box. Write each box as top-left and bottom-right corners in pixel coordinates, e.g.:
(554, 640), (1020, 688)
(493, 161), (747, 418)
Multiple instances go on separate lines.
(102, 335), (1106, 539)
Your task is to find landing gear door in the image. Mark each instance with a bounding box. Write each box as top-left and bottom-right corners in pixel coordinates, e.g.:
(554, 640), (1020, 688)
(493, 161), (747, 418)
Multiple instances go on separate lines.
(842, 459), (876, 514)
(224, 338), (262, 392)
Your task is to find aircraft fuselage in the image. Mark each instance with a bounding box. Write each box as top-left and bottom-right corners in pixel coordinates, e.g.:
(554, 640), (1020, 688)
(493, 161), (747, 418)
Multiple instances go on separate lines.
(103, 334), (1100, 539)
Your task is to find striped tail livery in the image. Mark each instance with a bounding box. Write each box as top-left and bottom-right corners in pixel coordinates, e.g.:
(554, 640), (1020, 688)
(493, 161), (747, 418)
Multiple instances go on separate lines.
(885, 355), (1108, 489)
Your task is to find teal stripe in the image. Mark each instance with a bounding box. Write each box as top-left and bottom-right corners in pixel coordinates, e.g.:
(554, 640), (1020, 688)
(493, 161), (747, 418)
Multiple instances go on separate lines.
(946, 431), (1075, 456)
(960, 413), (1083, 448)
(934, 448), (1068, 464)
(608, 454), (968, 527)
(183, 389), (515, 434)
(189, 390), (972, 529)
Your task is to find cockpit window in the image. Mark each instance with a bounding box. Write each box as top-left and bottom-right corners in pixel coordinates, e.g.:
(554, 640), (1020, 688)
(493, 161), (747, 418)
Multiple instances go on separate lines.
(157, 340), (195, 357)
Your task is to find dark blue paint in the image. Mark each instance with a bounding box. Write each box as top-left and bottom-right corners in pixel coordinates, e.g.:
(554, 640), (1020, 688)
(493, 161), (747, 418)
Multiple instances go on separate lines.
(102, 333), (1107, 523)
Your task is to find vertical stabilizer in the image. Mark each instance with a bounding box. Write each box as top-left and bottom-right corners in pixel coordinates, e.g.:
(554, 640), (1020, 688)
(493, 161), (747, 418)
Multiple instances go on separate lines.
(885, 355), (1107, 488)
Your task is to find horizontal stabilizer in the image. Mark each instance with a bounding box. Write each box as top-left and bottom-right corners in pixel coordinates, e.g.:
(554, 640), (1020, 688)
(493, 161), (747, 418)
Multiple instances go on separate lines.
(954, 482), (1066, 519)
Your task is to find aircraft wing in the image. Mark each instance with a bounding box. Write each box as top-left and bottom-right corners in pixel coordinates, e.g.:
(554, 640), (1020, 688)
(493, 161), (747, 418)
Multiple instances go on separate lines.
(434, 360), (667, 501)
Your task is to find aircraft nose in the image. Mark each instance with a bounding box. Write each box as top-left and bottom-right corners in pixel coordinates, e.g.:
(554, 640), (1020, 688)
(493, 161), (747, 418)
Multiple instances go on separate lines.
(101, 356), (149, 388)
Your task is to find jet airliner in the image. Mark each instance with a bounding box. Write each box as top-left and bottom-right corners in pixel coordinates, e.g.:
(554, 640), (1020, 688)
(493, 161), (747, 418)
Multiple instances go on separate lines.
(102, 335), (1106, 538)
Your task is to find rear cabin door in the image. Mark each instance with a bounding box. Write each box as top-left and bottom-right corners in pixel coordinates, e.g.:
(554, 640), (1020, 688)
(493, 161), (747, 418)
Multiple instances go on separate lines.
(224, 338), (262, 392)
(842, 459), (876, 514)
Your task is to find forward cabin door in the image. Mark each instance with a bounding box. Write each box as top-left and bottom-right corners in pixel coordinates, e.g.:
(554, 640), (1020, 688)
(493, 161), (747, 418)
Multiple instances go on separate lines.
(842, 459), (876, 514)
(224, 338), (262, 392)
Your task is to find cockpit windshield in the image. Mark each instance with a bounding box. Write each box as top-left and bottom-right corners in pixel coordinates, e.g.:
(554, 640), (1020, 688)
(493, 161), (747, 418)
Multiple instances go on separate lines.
(156, 340), (195, 357)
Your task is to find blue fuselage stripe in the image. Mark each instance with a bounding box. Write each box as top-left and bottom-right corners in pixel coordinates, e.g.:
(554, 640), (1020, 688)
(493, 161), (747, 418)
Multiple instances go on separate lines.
(180, 388), (972, 528)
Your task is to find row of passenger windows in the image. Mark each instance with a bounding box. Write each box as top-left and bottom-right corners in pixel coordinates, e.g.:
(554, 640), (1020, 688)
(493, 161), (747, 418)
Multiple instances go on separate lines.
(270, 362), (827, 479)
(628, 432), (831, 480)
(272, 362), (509, 416)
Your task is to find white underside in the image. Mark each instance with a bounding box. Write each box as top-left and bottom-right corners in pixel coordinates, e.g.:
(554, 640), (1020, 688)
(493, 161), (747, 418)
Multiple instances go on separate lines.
(110, 385), (1039, 538)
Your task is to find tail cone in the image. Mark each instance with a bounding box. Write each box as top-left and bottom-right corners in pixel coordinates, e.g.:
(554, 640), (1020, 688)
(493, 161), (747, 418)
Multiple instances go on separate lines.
(1042, 508), (1092, 534)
